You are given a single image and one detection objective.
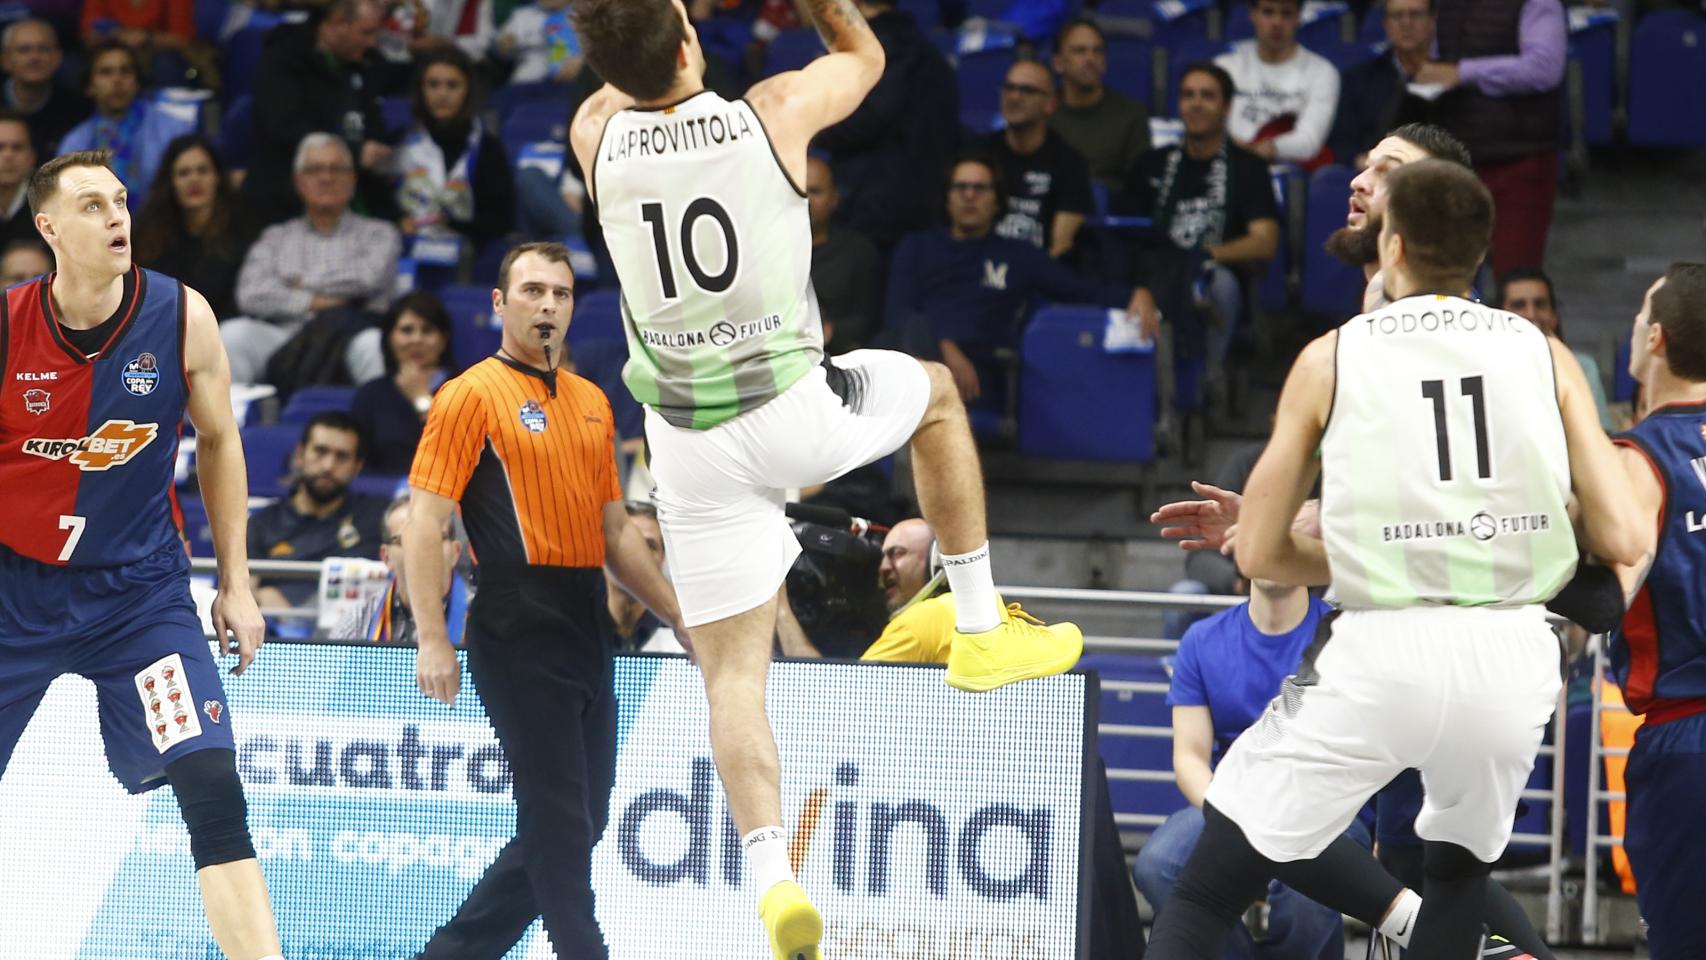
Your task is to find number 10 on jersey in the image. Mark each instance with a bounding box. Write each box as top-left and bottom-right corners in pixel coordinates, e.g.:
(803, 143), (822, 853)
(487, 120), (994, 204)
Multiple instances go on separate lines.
(641, 198), (739, 300)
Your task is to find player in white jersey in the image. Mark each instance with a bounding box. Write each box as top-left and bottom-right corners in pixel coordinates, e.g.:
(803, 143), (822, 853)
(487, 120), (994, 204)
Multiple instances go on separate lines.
(566, 3), (1086, 957)
(1144, 160), (1650, 960)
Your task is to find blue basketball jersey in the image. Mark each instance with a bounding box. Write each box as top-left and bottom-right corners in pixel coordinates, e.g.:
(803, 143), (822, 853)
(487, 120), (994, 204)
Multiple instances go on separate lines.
(1611, 400), (1706, 721)
(0, 268), (188, 567)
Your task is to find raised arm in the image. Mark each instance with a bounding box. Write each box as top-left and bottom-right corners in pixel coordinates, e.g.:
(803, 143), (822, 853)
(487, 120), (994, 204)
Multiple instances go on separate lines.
(1552, 338), (1654, 568)
(183, 285), (266, 675)
(744, 0), (886, 183)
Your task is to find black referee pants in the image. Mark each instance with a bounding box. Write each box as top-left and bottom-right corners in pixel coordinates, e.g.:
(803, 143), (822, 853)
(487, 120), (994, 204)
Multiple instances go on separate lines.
(418, 567), (618, 960)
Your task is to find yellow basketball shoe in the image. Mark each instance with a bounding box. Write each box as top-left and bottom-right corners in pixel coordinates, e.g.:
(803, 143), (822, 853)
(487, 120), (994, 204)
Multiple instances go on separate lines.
(946, 601), (1083, 692)
(759, 881), (823, 960)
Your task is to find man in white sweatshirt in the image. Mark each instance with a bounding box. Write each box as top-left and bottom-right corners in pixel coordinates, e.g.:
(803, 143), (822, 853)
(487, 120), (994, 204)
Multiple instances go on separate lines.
(1214, 0), (1340, 168)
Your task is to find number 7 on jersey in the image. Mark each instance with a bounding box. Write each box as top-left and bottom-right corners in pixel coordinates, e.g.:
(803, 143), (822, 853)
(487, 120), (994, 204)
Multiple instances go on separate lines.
(58, 514), (86, 562)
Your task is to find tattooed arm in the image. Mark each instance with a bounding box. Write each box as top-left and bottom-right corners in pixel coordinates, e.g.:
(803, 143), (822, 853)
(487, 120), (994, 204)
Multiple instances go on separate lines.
(746, 0), (885, 185)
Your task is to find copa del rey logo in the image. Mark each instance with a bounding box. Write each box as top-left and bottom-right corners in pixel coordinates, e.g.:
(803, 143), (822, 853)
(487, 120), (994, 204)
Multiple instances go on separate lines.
(22, 419), (158, 471)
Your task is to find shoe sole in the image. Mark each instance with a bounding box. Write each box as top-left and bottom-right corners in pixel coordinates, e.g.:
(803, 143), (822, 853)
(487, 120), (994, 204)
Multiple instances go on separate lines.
(768, 902), (822, 960)
(945, 648), (1083, 692)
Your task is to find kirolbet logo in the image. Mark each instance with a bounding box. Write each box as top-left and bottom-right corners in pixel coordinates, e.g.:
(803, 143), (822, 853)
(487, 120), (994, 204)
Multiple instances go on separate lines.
(22, 419), (158, 471)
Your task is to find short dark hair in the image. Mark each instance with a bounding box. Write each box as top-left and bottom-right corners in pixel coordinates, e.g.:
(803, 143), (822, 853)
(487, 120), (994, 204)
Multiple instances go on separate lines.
(624, 500), (659, 519)
(410, 46), (481, 129)
(497, 241), (574, 296)
(299, 410), (366, 461)
(83, 37), (141, 90)
(947, 152), (1008, 212)
(1498, 266), (1557, 311)
(28, 150), (115, 216)
(574, 0), (687, 102)
(1253, 0), (1302, 11)
(0, 108), (30, 140)
(380, 291), (454, 374)
(1179, 61), (1235, 105)
(1384, 159), (1493, 291)
(1, 237), (49, 260)
(1053, 16), (1105, 50)
(1388, 122), (1472, 169)
(1650, 263), (1706, 381)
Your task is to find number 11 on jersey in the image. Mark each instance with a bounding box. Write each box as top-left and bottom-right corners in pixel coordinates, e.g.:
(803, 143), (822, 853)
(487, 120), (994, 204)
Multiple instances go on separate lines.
(1421, 376), (1492, 482)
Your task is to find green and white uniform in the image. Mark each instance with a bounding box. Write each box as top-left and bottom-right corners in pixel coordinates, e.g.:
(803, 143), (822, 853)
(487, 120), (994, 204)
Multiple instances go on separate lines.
(1204, 294), (1576, 866)
(594, 90), (931, 626)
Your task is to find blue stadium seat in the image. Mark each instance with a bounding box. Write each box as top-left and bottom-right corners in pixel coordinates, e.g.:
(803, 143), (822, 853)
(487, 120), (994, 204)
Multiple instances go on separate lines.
(278, 385), (356, 425)
(1019, 305), (1156, 462)
(1258, 166), (1295, 314)
(499, 102), (569, 154)
(1628, 10), (1706, 146)
(1081, 654), (1188, 829)
(956, 47), (1017, 131)
(1163, 38), (1231, 116)
(570, 338), (644, 440)
(1568, 11), (1616, 146)
(1614, 338), (1637, 403)
(176, 492), (216, 560)
(195, 0), (230, 51)
(1103, 36), (1153, 108)
(1315, 40), (1381, 73)
(490, 81), (577, 120)
(350, 474), (407, 498)
(1298, 3), (1351, 49)
(896, 0), (942, 28)
(1149, 0), (1214, 45)
(1359, 2), (1387, 43)
(219, 95), (255, 169)
(440, 284), (502, 371)
(243, 424), (299, 499)
(222, 15), (281, 104)
(1225, 2), (1253, 40)
(570, 288), (624, 343)
(381, 95), (412, 137)
(1096, 0), (1152, 18)
(765, 28), (823, 76)
(1300, 164), (1364, 319)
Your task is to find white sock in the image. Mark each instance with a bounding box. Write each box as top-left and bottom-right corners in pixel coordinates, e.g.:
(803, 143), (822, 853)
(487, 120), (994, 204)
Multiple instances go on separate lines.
(1377, 888), (1422, 947)
(941, 542), (1001, 633)
(743, 826), (794, 895)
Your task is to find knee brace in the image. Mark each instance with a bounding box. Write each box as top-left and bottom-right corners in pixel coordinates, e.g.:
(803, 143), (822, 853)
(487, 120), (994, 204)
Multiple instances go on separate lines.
(1422, 840), (1493, 882)
(165, 748), (256, 869)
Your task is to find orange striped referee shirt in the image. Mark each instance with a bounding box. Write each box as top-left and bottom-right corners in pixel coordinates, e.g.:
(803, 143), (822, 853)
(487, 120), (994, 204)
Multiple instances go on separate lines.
(410, 356), (622, 569)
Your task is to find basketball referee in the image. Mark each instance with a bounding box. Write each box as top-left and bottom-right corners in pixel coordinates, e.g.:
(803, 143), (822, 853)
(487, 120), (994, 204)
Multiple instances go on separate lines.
(401, 241), (681, 958)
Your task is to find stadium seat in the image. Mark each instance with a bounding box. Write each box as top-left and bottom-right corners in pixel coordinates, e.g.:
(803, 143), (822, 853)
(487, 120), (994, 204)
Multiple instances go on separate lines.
(1359, 2), (1387, 43)
(176, 492), (216, 559)
(1081, 654), (1187, 829)
(765, 28), (823, 76)
(242, 424), (300, 499)
(1299, 2), (1352, 49)
(570, 288), (624, 343)
(695, 17), (754, 67)
(1103, 36), (1154, 108)
(1315, 40), (1381, 73)
(221, 15), (282, 104)
(570, 338), (644, 440)
(278, 385), (356, 425)
(1614, 338), (1637, 403)
(897, 0), (942, 28)
(1300, 164), (1364, 319)
(350, 474), (407, 498)
(956, 47), (1017, 132)
(195, 0), (230, 49)
(381, 95), (412, 137)
(1163, 38), (1231, 116)
(1095, 0), (1152, 18)
(490, 80), (577, 120)
(440, 284), (502, 371)
(1019, 305), (1156, 463)
(499, 102), (569, 154)
(1567, 8), (1617, 146)
(1628, 10), (1706, 146)
(219, 94), (255, 170)
(1258, 166), (1296, 314)
(1148, 0), (1214, 46)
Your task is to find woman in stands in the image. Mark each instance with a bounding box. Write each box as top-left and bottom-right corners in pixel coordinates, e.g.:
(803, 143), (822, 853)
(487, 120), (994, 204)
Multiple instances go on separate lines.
(351, 291), (456, 475)
(395, 46), (515, 253)
(134, 135), (248, 318)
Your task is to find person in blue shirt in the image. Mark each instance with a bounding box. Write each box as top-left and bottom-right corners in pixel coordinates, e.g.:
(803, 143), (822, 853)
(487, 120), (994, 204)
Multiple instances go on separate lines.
(883, 153), (1145, 416)
(1134, 578), (1363, 960)
(57, 39), (194, 210)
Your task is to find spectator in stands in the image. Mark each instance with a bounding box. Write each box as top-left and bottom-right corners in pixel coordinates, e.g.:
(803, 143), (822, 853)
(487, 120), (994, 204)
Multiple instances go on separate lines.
(1, 19), (90, 156)
(79, 0), (213, 87)
(1412, 0), (1566, 275)
(134, 135), (247, 318)
(807, 156), (882, 353)
(227, 133), (402, 388)
(1049, 17), (1150, 194)
(249, 411), (392, 610)
(1133, 573), (1365, 960)
(396, 47), (515, 253)
(607, 501), (680, 652)
(58, 40), (196, 210)
(494, 0), (583, 86)
(886, 155), (1147, 410)
(0, 111), (36, 249)
(814, 0), (959, 249)
(983, 59), (1095, 257)
(425, 0), (496, 60)
(355, 496), (468, 645)
(1214, 0), (1340, 168)
(1328, 0), (1434, 168)
(1117, 64), (1279, 386)
(0, 237), (50, 287)
(244, 0), (396, 228)
(350, 291), (455, 474)
(1500, 266), (1614, 428)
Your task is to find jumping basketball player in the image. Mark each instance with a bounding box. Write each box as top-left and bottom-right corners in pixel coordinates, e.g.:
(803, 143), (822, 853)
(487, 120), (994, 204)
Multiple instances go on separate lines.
(567, 2), (1083, 957)
(0, 151), (285, 957)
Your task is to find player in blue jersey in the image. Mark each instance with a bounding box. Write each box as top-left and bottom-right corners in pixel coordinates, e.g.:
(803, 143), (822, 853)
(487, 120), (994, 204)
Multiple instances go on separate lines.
(0, 150), (285, 958)
(1610, 263), (1706, 958)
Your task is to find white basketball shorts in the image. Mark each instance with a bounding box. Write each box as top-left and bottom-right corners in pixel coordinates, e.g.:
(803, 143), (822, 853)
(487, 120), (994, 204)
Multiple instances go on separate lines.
(1206, 605), (1562, 863)
(643, 350), (931, 627)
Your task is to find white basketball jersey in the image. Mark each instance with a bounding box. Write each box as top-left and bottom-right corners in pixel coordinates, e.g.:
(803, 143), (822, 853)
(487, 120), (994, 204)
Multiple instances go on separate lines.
(1321, 294), (1577, 609)
(594, 91), (823, 430)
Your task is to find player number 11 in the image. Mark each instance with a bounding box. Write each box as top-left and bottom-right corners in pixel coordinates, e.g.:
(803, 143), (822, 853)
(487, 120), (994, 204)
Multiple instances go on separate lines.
(58, 514), (86, 562)
(1421, 376), (1491, 482)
